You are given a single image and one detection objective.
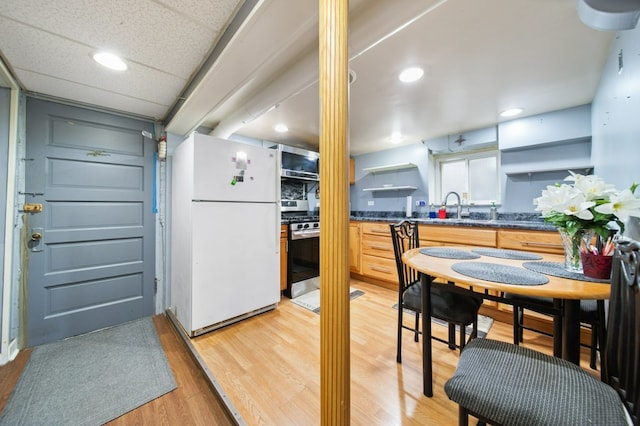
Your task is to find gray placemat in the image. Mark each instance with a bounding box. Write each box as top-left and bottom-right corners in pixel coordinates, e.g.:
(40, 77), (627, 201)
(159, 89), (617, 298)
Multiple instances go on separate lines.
(419, 248), (481, 259)
(522, 261), (610, 283)
(451, 261), (549, 285)
(471, 248), (543, 260)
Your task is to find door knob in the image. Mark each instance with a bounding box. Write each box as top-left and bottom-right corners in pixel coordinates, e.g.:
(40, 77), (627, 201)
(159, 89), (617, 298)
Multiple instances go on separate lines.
(31, 232), (42, 241)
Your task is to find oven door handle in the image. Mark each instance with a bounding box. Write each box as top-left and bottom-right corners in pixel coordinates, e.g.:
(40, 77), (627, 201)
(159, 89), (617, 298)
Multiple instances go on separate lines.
(291, 231), (320, 240)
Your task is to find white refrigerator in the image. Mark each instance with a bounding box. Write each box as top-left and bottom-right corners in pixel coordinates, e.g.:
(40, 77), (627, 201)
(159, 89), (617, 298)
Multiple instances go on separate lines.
(171, 133), (280, 336)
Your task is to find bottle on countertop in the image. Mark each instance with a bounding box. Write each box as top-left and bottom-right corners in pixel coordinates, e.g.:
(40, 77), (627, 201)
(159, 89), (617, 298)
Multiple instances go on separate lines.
(438, 204), (447, 219)
(429, 204), (437, 219)
(489, 202), (497, 221)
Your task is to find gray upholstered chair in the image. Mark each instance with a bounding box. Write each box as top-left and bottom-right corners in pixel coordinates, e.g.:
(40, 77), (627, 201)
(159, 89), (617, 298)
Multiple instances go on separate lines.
(505, 293), (606, 371)
(390, 220), (483, 363)
(444, 239), (640, 426)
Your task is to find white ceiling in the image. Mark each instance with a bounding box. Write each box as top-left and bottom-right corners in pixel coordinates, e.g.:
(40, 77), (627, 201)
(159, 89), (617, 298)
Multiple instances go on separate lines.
(0, 0), (615, 155)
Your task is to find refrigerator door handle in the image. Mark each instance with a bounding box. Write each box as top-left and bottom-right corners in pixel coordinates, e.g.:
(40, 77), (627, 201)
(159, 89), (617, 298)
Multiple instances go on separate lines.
(277, 215), (281, 253)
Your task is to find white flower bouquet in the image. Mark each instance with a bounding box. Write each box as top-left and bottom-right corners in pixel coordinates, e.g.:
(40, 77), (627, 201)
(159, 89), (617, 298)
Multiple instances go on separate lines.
(534, 172), (640, 241)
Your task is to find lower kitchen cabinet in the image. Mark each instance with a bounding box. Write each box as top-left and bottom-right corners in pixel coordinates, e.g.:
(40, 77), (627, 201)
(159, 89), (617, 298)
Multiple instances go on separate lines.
(280, 225), (287, 291)
(497, 229), (563, 254)
(347, 220), (591, 343)
(350, 222), (399, 290)
(419, 224), (499, 307)
(348, 221), (566, 329)
(418, 224), (497, 247)
(349, 222), (361, 274)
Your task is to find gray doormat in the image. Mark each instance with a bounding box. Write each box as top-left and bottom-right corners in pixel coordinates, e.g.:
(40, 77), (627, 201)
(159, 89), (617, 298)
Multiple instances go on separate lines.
(291, 288), (365, 314)
(0, 317), (176, 426)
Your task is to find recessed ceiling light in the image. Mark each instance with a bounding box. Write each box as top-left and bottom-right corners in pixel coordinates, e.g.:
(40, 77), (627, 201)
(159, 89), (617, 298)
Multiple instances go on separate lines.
(398, 67), (424, 83)
(500, 108), (523, 117)
(390, 132), (403, 144)
(92, 52), (127, 71)
(274, 123), (288, 133)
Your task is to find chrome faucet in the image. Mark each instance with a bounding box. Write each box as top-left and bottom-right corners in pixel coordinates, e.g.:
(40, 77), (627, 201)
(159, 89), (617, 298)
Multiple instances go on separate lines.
(442, 191), (462, 219)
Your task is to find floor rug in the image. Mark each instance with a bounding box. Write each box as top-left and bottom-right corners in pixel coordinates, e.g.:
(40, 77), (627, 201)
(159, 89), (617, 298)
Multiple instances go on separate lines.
(0, 317), (177, 426)
(393, 304), (493, 338)
(291, 288), (365, 314)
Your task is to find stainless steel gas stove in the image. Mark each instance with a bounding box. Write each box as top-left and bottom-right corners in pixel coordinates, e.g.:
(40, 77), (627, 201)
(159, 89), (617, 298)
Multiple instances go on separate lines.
(281, 200), (320, 298)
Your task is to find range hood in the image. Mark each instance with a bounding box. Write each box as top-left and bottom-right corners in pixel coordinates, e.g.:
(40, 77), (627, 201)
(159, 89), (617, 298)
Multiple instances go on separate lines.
(578, 0), (640, 31)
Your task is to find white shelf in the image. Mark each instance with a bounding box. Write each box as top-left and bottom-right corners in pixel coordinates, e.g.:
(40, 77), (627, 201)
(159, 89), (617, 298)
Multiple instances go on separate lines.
(505, 165), (593, 176)
(362, 162), (417, 173)
(362, 186), (417, 192)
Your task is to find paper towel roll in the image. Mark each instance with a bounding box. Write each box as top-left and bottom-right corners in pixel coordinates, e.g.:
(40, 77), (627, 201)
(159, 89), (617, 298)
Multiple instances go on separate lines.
(406, 196), (412, 217)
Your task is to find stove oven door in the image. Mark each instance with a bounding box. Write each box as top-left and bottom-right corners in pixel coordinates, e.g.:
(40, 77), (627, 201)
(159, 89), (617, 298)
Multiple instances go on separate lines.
(286, 232), (320, 298)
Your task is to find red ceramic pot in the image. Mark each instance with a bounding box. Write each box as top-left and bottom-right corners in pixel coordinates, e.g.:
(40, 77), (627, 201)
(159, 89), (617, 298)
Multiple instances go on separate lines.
(580, 252), (613, 280)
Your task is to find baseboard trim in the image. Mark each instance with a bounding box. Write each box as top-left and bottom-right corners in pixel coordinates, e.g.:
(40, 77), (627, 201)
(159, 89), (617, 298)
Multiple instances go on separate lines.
(164, 309), (246, 426)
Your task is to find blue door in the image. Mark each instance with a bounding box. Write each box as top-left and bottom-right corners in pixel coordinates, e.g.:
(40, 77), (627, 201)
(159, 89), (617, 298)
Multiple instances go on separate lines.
(25, 98), (156, 346)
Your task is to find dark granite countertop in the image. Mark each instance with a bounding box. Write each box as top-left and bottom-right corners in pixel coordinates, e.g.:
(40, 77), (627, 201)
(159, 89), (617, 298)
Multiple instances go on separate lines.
(348, 211), (556, 231)
(349, 216), (555, 231)
(281, 211), (556, 231)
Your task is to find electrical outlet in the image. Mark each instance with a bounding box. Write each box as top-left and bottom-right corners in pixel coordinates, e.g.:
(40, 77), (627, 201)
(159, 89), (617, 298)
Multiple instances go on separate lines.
(367, 200), (375, 206)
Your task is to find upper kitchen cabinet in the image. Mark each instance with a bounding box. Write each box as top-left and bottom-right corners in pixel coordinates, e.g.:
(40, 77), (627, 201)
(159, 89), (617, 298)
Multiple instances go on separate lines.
(498, 104), (591, 151)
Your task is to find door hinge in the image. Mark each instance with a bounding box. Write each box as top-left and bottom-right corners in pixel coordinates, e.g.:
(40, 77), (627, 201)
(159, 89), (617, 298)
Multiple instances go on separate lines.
(154, 278), (158, 294)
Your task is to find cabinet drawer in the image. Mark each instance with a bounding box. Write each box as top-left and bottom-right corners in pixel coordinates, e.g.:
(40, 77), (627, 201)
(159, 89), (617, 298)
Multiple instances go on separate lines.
(419, 225), (496, 247)
(498, 229), (563, 254)
(361, 222), (392, 236)
(362, 234), (395, 259)
(361, 254), (398, 282)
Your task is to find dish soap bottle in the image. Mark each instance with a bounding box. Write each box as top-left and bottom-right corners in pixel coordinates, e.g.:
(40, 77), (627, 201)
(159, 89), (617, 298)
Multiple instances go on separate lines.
(429, 204), (436, 219)
(489, 202), (497, 221)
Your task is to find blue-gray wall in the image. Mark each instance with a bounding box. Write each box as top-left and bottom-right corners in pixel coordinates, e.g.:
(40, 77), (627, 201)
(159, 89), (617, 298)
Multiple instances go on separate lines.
(592, 24), (640, 239)
(350, 143), (429, 214)
(350, 22), (640, 224)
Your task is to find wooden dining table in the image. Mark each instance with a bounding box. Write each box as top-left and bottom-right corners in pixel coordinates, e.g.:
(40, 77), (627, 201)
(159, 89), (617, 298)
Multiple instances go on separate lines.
(402, 245), (612, 397)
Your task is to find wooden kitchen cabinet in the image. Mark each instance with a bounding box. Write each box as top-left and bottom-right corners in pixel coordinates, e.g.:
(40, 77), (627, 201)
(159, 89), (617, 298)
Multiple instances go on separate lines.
(347, 220), (574, 337)
(349, 157), (355, 185)
(417, 226), (560, 317)
(349, 222), (361, 273)
(497, 229), (563, 255)
(358, 222), (398, 288)
(280, 225), (288, 291)
(419, 224), (499, 307)
(419, 225), (497, 247)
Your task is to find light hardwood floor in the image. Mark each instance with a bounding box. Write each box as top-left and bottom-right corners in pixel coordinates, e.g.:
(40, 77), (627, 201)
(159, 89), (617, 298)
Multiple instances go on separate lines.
(0, 282), (596, 425)
(192, 279), (598, 425)
(0, 315), (235, 425)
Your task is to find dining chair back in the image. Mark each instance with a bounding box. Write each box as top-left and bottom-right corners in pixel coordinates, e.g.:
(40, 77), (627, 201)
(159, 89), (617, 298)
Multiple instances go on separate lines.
(390, 220), (482, 363)
(506, 293), (606, 372)
(604, 239), (640, 424)
(444, 239), (640, 425)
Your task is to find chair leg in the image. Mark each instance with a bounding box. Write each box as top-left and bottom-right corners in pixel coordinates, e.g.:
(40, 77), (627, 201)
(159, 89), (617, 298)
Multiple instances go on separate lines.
(448, 322), (456, 350)
(512, 305), (520, 345)
(459, 322), (466, 351)
(589, 322), (598, 370)
(458, 406), (469, 426)
(597, 300), (607, 381)
(414, 312), (420, 342)
(471, 316), (478, 339)
(397, 302), (403, 364)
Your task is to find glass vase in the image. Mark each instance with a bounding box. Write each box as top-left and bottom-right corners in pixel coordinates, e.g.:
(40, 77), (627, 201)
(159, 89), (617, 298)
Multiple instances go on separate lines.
(558, 228), (595, 273)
